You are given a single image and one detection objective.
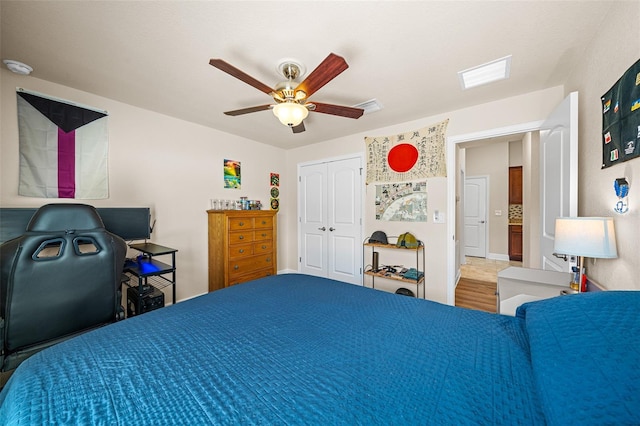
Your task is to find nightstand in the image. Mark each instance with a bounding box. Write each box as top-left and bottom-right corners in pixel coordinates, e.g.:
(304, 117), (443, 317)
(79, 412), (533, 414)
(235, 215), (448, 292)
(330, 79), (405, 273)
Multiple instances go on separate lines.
(497, 267), (572, 316)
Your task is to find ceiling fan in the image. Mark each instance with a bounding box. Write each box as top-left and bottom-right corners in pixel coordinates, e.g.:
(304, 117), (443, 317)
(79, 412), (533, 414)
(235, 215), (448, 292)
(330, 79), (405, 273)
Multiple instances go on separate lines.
(209, 53), (364, 133)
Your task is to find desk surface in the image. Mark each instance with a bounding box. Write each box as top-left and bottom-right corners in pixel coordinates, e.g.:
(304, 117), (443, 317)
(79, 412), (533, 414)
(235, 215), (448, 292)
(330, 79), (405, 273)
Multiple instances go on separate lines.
(129, 242), (177, 256)
(498, 267), (572, 316)
(498, 266), (571, 287)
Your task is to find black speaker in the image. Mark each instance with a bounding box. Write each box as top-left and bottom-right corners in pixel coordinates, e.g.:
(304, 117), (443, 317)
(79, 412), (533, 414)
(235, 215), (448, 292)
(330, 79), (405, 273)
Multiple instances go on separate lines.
(372, 251), (379, 271)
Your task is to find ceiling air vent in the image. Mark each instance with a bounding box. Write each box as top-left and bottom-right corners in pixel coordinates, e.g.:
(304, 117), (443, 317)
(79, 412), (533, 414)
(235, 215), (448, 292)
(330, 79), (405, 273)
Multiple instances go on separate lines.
(353, 99), (383, 115)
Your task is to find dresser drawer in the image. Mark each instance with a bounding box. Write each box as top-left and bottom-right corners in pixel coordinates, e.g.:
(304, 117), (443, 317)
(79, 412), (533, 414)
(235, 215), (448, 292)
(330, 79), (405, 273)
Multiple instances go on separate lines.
(254, 229), (272, 241)
(254, 240), (272, 254)
(228, 268), (274, 287)
(229, 218), (253, 230)
(253, 217), (272, 229)
(229, 230), (254, 244)
(229, 243), (254, 258)
(228, 254), (274, 278)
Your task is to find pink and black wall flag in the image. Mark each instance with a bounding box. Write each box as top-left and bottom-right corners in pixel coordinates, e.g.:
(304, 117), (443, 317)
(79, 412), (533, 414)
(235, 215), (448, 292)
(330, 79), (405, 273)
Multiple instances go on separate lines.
(16, 89), (109, 199)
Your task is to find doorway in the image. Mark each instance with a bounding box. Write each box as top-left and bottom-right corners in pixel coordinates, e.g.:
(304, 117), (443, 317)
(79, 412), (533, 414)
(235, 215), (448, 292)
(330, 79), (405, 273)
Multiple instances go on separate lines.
(447, 93), (579, 305)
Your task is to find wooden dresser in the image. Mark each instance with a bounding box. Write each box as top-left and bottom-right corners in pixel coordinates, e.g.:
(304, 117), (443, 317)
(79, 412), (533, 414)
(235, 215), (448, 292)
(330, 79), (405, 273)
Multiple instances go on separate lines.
(207, 210), (277, 292)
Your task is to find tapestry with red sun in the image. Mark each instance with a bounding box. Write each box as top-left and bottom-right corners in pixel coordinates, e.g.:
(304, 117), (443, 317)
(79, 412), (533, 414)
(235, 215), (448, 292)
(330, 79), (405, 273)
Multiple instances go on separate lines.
(365, 119), (448, 184)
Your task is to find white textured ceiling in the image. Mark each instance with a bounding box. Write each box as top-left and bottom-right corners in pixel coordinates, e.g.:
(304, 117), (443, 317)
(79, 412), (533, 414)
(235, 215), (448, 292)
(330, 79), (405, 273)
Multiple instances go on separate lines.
(0, 1), (614, 149)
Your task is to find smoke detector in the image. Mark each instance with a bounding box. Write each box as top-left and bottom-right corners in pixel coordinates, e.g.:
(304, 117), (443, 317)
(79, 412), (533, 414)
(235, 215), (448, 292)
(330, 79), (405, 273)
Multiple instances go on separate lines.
(3, 60), (33, 75)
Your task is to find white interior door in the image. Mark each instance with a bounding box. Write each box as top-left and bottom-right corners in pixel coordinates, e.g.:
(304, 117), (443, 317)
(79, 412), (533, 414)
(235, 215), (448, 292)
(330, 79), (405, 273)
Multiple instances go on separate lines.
(299, 163), (327, 276)
(540, 92), (579, 272)
(464, 176), (487, 257)
(299, 156), (363, 285)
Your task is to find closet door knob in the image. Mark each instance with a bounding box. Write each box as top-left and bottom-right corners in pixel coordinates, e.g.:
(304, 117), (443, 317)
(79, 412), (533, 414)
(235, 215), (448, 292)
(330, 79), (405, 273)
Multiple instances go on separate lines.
(318, 227), (326, 231)
(329, 227), (335, 231)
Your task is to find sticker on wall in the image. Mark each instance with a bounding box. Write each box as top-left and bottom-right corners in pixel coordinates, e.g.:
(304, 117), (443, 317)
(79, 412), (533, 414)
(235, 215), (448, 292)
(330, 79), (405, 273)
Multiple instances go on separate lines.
(224, 159), (241, 189)
(270, 172), (280, 210)
(270, 173), (280, 187)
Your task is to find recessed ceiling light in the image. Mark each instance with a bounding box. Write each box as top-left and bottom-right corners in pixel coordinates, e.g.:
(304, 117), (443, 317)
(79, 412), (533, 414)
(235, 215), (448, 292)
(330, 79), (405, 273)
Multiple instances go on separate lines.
(3, 59), (33, 75)
(458, 55), (511, 90)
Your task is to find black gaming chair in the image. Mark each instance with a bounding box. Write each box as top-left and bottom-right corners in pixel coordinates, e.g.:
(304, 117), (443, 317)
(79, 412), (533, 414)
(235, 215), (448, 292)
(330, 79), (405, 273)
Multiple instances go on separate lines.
(0, 203), (127, 371)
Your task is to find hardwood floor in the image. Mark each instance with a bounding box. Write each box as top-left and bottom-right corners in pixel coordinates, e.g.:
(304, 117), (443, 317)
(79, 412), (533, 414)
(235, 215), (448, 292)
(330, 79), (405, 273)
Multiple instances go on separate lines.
(455, 257), (522, 314)
(455, 278), (497, 313)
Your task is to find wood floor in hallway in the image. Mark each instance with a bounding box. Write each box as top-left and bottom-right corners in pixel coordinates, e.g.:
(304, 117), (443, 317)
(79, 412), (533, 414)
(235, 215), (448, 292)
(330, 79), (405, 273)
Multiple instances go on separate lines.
(455, 257), (522, 314)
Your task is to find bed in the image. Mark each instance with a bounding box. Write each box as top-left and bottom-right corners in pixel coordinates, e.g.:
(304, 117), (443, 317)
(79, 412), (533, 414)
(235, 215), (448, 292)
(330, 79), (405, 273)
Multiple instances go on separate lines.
(1, 274), (638, 424)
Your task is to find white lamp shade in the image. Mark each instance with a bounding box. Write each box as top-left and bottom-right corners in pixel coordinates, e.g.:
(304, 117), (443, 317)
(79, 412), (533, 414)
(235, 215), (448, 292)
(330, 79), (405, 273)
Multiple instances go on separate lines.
(273, 102), (308, 127)
(554, 217), (618, 258)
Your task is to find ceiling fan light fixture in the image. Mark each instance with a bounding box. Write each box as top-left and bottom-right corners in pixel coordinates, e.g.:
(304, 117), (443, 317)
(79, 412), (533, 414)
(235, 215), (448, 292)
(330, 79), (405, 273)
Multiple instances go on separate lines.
(273, 102), (308, 127)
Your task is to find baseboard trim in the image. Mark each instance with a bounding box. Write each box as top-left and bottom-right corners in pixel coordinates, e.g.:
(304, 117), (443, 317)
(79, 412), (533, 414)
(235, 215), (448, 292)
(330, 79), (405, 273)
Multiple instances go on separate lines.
(487, 253), (510, 262)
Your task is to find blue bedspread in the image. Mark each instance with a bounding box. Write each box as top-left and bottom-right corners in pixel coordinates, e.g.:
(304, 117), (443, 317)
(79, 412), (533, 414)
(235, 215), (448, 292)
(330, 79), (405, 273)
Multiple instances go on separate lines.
(1, 274), (637, 424)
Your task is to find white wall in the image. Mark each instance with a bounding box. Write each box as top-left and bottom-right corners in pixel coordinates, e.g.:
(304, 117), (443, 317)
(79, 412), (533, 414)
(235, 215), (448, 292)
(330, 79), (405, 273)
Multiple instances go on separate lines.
(1, 69), (287, 301)
(564, 0), (640, 289)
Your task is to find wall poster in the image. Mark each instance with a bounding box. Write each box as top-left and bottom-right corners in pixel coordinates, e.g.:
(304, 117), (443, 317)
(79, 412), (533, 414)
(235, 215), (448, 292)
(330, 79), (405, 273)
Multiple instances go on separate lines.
(601, 58), (640, 169)
(375, 181), (427, 221)
(224, 159), (241, 189)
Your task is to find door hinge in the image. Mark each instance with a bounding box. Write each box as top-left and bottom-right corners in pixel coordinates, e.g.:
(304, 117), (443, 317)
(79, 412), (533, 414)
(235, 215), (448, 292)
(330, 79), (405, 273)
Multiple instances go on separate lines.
(299, 257), (302, 263)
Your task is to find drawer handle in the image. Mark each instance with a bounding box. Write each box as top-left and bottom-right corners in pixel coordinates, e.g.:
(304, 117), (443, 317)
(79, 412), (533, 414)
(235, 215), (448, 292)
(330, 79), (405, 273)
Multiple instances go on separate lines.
(261, 233), (267, 237)
(234, 265), (239, 270)
(239, 249), (245, 253)
(239, 221), (244, 226)
(261, 220), (267, 225)
(239, 235), (244, 240)
(266, 257), (271, 262)
(262, 245), (266, 249)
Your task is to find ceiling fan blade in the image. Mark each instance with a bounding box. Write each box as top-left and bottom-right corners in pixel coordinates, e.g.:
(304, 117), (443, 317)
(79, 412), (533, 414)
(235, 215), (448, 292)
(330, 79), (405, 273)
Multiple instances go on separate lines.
(224, 104), (272, 116)
(295, 53), (349, 98)
(291, 122), (306, 133)
(311, 102), (364, 119)
(209, 59), (274, 95)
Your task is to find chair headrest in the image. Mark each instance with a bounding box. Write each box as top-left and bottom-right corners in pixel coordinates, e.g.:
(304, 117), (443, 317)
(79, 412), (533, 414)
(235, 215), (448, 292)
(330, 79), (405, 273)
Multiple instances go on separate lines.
(27, 204), (105, 232)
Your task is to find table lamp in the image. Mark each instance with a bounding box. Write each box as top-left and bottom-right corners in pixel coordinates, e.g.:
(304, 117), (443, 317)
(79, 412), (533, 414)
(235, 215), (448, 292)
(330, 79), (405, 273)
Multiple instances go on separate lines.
(554, 217), (617, 292)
